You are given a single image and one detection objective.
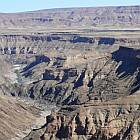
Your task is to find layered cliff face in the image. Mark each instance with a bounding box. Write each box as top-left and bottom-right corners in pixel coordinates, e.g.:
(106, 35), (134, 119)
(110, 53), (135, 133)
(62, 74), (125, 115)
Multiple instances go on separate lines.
(18, 46), (140, 106)
(22, 46), (140, 140)
(0, 32), (139, 104)
(23, 91), (140, 140)
(0, 6), (140, 28)
(0, 5), (140, 140)
(0, 34), (139, 55)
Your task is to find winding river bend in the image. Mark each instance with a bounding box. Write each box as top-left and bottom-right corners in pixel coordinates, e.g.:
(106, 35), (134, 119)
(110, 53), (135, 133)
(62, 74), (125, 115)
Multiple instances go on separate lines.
(10, 64), (58, 140)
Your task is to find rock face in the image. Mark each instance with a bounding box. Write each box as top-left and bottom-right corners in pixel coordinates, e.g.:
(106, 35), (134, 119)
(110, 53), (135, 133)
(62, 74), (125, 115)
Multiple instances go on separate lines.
(0, 6), (140, 28)
(21, 45), (140, 140)
(0, 5), (140, 140)
(24, 93), (140, 140)
(0, 34), (139, 55)
(18, 46), (140, 105)
(22, 46), (140, 140)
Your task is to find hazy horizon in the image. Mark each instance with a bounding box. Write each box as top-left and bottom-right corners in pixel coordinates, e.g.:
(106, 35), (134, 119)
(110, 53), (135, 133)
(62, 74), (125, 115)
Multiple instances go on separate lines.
(0, 0), (140, 13)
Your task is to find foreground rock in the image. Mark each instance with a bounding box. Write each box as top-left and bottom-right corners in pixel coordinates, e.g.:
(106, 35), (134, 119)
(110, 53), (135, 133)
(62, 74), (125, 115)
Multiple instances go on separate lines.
(0, 95), (41, 140)
(23, 91), (140, 140)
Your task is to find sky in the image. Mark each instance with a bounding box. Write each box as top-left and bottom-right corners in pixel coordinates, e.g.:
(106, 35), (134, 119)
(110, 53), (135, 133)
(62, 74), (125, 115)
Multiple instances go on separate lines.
(0, 0), (140, 13)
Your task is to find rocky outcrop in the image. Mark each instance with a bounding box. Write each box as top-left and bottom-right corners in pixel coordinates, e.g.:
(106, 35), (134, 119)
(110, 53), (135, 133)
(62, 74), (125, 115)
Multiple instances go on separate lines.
(11, 46), (140, 138)
(19, 46), (140, 106)
(23, 92), (140, 140)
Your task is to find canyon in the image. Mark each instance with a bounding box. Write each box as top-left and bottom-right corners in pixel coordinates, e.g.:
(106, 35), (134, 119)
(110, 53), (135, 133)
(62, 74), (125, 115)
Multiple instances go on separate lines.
(0, 5), (140, 140)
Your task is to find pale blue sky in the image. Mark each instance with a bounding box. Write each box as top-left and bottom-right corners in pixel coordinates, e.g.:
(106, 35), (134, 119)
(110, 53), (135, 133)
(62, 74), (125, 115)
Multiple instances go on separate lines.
(0, 0), (140, 13)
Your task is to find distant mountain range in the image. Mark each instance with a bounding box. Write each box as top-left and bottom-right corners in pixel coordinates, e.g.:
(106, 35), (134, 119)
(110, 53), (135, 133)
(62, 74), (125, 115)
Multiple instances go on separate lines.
(0, 5), (140, 28)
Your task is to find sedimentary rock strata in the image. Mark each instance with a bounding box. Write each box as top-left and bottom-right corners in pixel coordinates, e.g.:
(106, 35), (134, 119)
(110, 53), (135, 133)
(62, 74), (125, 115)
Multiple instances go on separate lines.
(0, 5), (140, 140)
(0, 6), (140, 28)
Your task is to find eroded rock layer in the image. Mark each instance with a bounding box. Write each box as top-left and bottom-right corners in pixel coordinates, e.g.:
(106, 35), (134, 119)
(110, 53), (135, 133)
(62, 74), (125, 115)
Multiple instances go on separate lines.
(17, 47), (139, 105)
(21, 46), (140, 140)
(0, 34), (139, 55)
(23, 92), (140, 140)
